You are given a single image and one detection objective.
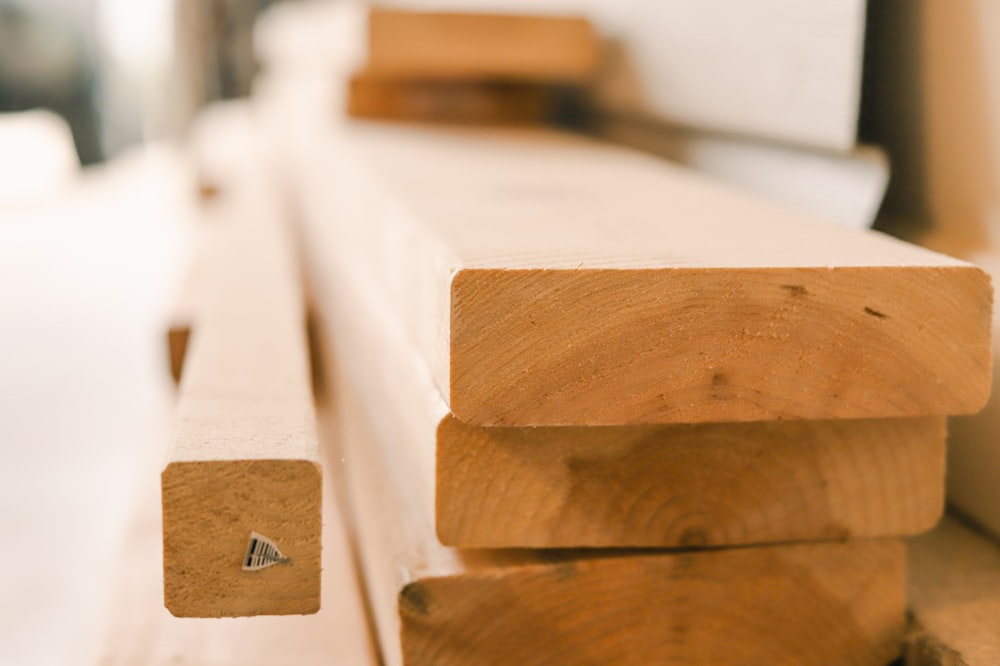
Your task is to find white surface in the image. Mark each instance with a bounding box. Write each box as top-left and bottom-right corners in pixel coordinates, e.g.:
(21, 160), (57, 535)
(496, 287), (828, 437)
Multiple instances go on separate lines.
(601, 119), (888, 229)
(0, 111), (79, 207)
(0, 145), (193, 665)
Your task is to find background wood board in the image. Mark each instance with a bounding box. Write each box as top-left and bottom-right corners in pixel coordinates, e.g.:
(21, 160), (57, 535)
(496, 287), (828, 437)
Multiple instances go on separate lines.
(298, 120), (991, 426)
(365, 8), (598, 82)
(297, 183), (948, 548)
(437, 416), (946, 548)
(939, 252), (1000, 540)
(906, 516), (1000, 665)
(348, 73), (553, 125)
(597, 114), (889, 230)
(98, 449), (376, 666)
(314, 357), (906, 666)
(161, 144), (322, 618)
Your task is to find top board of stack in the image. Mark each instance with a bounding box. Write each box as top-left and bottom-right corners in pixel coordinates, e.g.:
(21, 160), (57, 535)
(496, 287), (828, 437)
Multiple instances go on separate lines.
(344, 8), (991, 427)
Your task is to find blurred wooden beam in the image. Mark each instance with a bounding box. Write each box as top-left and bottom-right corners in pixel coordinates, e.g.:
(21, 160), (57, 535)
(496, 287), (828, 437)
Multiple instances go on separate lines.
(366, 9), (598, 82)
(347, 73), (553, 125)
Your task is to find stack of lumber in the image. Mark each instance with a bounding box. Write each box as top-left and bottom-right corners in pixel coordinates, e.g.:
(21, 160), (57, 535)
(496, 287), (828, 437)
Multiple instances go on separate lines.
(289, 118), (992, 664)
(135, 6), (997, 663)
(347, 8), (598, 124)
(267, 8), (994, 664)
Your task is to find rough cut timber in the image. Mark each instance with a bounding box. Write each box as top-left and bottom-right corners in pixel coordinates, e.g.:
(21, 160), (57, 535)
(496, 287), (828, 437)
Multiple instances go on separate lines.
(302, 121), (992, 426)
(296, 186), (948, 548)
(99, 451), (375, 665)
(348, 73), (552, 125)
(314, 361), (907, 666)
(365, 8), (598, 82)
(906, 516), (1000, 665)
(161, 153), (322, 617)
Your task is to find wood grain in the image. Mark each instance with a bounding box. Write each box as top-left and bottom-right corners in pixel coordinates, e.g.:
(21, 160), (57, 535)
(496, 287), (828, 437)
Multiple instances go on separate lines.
(99, 450), (376, 665)
(347, 72), (551, 125)
(366, 8), (598, 82)
(315, 355), (907, 666)
(298, 189), (949, 548)
(906, 516), (1000, 665)
(299, 121), (992, 426)
(161, 151), (322, 617)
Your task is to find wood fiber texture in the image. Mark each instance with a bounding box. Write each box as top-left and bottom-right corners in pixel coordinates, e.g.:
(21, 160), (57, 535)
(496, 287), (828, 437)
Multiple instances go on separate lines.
(303, 122), (992, 426)
(296, 178), (949, 548)
(906, 516), (1000, 666)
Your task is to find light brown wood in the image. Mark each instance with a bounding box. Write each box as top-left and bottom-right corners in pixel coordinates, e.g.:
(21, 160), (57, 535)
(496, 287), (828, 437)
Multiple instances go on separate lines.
(298, 121), (993, 426)
(161, 150), (322, 617)
(906, 516), (1000, 665)
(438, 417), (946, 548)
(315, 355), (907, 666)
(945, 252), (1000, 541)
(98, 448), (376, 665)
(365, 8), (598, 83)
(299, 189), (948, 548)
(347, 72), (552, 125)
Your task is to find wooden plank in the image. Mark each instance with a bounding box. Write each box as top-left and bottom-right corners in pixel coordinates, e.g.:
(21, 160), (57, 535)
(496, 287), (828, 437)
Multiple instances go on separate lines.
(98, 450), (377, 665)
(311, 334), (907, 665)
(347, 73), (552, 125)
(299, 189), (948, 548)
(365, 8), (598, 82)
(161, 151), (322, 617)
(298, 121), (992, 426)
(906, 516), (1000, 665)
(597, 113), (889, 230)
(864, 0), (1000, 247)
